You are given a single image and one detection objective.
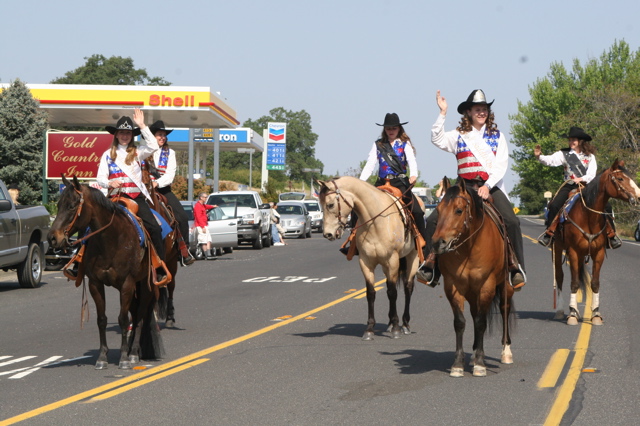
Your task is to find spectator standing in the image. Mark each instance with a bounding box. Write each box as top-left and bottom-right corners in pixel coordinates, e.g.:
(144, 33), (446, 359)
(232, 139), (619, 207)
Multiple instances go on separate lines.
(193, 192), (217, 260)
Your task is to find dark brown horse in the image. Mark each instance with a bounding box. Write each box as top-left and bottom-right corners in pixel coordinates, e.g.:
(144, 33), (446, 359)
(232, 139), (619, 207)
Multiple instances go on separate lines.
(142, 162), (180, 328)
(48, 175), (164, 369)
(552, 160), (640, 325)
(432, 179), (514, 377)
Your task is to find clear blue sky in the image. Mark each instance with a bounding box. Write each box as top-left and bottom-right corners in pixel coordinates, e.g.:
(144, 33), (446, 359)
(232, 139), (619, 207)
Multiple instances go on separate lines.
(2, 0), (639, 198)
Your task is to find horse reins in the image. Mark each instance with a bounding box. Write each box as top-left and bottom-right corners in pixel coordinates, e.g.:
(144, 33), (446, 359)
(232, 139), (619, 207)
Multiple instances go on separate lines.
(445, 193), (486, 252)
(64, 186), (118, 246)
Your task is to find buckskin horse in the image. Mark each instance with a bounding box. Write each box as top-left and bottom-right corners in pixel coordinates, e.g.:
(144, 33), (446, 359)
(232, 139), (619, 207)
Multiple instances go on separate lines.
(48, 175), (165, 369)
(318, 176), (419, 340)
(432, 179), (514, 377)
(552, 160), (639, 325)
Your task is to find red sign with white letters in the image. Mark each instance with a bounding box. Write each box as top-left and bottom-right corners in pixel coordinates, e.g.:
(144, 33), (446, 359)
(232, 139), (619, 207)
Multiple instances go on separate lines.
(46, 132), (113, 180)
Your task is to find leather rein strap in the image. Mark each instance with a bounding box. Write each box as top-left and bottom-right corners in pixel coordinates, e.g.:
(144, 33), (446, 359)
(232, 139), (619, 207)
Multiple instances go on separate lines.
(65, 186), (118, 246)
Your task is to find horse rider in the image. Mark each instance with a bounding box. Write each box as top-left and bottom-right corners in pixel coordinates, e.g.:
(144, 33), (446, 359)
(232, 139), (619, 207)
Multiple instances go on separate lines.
(423, 89), (526, 290)
(148, 120), (196, 265)
(96, 109), (167, 281)
(341, 113), (430, 275)
(535, 126), (622, 249)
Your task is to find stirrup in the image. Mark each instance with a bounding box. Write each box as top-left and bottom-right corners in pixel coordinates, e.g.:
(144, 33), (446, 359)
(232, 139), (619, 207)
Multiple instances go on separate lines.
(537, 231), (553, 247)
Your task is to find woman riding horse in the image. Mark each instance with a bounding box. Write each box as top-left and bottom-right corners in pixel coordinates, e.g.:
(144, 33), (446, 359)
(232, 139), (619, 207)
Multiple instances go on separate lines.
(535, 126), (621, 249)
(342, 113), (429, 277)
(425, 89), (526, 290)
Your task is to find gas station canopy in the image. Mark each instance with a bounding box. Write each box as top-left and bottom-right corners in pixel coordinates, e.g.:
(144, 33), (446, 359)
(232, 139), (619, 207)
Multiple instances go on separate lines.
(18, 84), (240, 129)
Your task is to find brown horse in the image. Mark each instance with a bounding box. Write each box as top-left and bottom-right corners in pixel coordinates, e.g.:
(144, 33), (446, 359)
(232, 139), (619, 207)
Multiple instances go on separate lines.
(48, 175), (164, 369)
(552, 160), (640, 325)
(318, 176), (418, 340)
(432, 179), (514, 377)
(142, 162), (181, 328)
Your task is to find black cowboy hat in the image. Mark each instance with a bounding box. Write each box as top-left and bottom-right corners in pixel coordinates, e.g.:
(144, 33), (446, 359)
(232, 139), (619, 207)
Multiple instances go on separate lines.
(105, 116), (141, 136)
(563, 126), (592, 142)
(376, 112), (408, 127)
(457, 89), (495, 115)
(149, 120), (173, 135)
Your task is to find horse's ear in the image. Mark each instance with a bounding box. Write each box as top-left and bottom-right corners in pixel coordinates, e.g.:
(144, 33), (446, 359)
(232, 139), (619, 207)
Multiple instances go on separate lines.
(72, 175), (81, 190)
(610, 159), (621, 170)
(459, 177), (466, 192)
(317, 180), (328, 190)
(61, 174), (71, 188)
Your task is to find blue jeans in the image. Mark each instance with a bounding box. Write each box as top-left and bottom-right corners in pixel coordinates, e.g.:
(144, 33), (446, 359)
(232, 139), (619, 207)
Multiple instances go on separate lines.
(271, 224), (281, 243)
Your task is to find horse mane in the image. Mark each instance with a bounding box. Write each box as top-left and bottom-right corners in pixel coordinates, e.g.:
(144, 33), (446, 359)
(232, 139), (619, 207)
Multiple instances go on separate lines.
(581, 174), (601, 207)
(443, 183), (484, 219)
(86, 186), (119, 214)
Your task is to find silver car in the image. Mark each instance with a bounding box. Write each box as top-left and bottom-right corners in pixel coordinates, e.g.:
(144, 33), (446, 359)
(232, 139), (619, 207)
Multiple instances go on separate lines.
(276, 201), (312, 239)
(303, 199), (323, 233)
(180, 201), (239, 257)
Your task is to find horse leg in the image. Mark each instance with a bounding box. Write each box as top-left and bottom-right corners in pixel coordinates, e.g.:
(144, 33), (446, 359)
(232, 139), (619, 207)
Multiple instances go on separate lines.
(385, 277), (402, 339)
(400, 258), (415, 335)
(361, 265), (377, 341)
(469, 300), (489, 377)
(553, 245), (565, 320)
(590, 251), (604, 325)
(567, 251), (582, 326)
(447, 289), (466, 378)
(88, 281), (109, 370)
(166, 281), (176, 327)
(118, 278), (137, 369)
(499, 283), (514, 365)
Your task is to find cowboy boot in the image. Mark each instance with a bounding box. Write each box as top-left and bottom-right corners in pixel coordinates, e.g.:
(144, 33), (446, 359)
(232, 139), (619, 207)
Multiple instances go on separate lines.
(605, 218), (622, 249)
(179, 239), (196, 266)
(417, 251), (439, 287)
(538, 214), (560, 247)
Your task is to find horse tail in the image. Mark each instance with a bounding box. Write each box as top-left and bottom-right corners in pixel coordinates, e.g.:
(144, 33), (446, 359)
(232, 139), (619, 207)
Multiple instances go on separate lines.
(157, 286), (169, 321)
(397, 257), (408, 289)
(488, 286), (517, 335)
(139, 293), (166, 360)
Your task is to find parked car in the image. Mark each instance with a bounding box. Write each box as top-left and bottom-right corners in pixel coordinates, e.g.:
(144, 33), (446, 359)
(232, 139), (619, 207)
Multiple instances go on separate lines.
(635, 220), (640, 242)
(0, 179), (50, 288)
(180, 201), (239, 258)
(276, 201), (312, 239)
(303, 199), (323, 233)
(424, 204), (438, 217)
(207, 191), (272, 249)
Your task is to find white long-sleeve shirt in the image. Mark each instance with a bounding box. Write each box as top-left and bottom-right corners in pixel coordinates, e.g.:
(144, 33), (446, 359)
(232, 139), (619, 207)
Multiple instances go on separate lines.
(538, 149), (597, 183)
(431, 113), (508, 192)
(96, 126), (158, 202)
(359, 139), (418, 181)
(153, 147), (177, 188)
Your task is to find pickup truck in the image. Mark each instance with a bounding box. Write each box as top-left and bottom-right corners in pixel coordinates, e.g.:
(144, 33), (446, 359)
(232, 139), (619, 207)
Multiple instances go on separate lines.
(206, 190), (272, 249)
(0, 179), (50, 288)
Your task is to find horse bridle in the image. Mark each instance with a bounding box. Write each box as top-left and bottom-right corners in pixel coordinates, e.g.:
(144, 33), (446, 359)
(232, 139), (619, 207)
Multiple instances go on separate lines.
(444, 191), (486, 252)
(63, 185), (117, 246)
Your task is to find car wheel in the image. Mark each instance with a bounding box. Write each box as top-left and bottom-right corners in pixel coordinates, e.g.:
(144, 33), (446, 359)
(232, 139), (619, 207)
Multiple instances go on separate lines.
(18, 243), (43, 288)
(252, 236), (263, 249)
(223, 247), (233, 254)
(306, 225), (312, 238)
(635, 225), (640, 242)
(195, 246), (204, 260)
(263, 232), (272, 248)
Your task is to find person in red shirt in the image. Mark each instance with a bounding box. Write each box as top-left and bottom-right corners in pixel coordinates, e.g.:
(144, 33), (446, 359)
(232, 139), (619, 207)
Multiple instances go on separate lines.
(193, 192), (217, 260)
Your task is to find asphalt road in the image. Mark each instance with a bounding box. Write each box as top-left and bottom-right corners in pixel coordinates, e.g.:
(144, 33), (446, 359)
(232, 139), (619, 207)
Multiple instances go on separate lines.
(1, 218), (639, 425)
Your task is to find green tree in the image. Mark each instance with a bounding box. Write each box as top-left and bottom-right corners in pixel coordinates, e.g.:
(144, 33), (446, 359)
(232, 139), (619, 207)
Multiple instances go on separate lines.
(510, 40), (640, 214)
(0, 79), (55, 204)
(50, 54), (171, 86)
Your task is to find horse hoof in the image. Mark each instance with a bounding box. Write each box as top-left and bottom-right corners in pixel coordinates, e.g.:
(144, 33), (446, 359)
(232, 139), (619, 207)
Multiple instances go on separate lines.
(553, 310), (565, 320)
(119, 361), (132, 370)
(362, 331), (374, 341)
(591, 316), (603, 326)
(501, 355), (513, 364)
(402, 326), (411, 335)
(391, 330), (402, 340)
(95, 361), (108, 370)
(450, 368), (464, 378)
(129, 355), (140, 364)
(567, 316), (579, 326)
(473, 365), (487, 377)
(165, 319), (175, 328)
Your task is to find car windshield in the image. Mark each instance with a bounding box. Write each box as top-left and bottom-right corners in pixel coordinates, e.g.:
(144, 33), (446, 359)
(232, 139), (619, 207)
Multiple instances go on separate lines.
(208, 194), (257, 208)
(279, 192), (305, 201)
(277, 205), (304, 215)
(305, 202), (320, 212)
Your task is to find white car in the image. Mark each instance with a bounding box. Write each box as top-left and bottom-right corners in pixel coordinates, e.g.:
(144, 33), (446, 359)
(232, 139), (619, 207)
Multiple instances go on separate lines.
(180, 201), (239, 258)
(303, 199), (323, 233)
(276, 201), (312, 239)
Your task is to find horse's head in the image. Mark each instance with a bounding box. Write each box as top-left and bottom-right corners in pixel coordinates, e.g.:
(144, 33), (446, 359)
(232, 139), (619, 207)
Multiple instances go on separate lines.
(48, 175), (87, 249)
(317, 178), (354, 241)
(605, 159), (640, 205)
(432, 179), (481, 254)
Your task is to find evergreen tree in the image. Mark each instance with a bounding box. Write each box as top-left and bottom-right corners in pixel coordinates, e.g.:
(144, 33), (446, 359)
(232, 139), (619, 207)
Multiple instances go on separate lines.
(0, 79), (54, 204)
